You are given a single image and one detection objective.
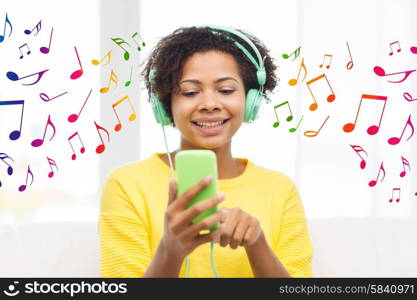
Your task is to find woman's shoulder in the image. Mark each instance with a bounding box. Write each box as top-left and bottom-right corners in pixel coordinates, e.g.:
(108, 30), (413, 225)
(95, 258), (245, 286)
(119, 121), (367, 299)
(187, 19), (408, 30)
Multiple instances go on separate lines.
(249, 159), (297, 190)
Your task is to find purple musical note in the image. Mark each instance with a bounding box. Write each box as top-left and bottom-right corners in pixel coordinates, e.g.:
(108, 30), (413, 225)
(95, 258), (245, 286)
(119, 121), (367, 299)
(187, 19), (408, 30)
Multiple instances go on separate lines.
(0, 100), (25, 140)
(6, 69), (49, 86)
(31, 114), (56, 147)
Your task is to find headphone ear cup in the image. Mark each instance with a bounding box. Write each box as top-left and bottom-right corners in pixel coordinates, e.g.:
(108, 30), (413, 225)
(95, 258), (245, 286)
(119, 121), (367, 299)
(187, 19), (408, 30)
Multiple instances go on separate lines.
(151, 92), (172, 126)
(244, 89), (263, 123)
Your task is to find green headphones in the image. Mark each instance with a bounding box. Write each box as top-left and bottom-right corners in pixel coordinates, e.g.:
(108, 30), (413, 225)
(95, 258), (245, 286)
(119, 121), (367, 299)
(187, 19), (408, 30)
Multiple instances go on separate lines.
(148, 25), (267, 126)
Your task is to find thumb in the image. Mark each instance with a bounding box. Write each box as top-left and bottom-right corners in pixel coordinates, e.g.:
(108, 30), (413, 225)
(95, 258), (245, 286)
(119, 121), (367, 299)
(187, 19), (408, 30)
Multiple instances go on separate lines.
(167, 177), (177, 206)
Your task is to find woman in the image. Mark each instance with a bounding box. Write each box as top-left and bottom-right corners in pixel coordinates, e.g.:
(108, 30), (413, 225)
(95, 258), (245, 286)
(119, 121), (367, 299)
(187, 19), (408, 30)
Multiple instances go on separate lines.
(99, 26), (313, 278)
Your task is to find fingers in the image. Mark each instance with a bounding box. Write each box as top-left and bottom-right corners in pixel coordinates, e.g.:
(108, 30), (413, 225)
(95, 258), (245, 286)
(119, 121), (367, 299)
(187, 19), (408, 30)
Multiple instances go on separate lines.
(167, 178), (177, 206)
(220, 208), (239, 247)
(178, 194), (224, 228)
(175, 176), (212, 210)
(230, 221), (249, 249)
(181, 210), (223, 241)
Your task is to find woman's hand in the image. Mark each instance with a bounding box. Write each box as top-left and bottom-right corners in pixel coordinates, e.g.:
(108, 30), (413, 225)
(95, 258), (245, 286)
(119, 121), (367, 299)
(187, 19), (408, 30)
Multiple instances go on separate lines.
(160, 176), (225, 260)
(214, 207), (262, 249)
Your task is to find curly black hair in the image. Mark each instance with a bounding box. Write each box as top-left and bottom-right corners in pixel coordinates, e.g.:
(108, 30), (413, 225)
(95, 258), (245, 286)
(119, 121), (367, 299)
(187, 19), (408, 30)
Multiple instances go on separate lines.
(141, 26), (279, 126)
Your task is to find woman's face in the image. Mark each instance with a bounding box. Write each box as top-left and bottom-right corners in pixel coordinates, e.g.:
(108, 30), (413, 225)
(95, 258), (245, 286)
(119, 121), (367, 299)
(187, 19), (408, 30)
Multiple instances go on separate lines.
(171, 50), (246, 149)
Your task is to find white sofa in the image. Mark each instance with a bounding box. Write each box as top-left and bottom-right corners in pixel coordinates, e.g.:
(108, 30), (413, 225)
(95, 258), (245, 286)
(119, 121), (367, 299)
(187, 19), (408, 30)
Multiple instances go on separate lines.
(1, 219), (416, 277)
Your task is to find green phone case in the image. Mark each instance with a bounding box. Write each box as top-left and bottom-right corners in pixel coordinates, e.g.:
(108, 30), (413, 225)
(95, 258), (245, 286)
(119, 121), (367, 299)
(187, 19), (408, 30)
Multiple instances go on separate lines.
(175, 150), (219, 232)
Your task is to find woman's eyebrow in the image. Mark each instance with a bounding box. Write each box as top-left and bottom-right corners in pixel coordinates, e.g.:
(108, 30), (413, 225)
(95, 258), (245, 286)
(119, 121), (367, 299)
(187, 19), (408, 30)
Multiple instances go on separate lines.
(179, 77), (238, 85)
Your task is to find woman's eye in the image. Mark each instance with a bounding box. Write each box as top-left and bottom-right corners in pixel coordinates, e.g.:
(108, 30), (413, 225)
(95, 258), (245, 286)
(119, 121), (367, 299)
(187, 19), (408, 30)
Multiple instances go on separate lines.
(220, 89), (235, 95)
(182, 91), (198, 97)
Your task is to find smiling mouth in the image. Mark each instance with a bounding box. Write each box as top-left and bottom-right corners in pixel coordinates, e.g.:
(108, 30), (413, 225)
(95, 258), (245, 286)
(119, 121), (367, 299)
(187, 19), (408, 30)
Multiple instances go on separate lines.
(191, 119), (230, 128)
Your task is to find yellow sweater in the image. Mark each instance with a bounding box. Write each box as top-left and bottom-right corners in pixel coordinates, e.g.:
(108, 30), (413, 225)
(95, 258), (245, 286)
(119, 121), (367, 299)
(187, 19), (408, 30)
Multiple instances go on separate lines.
(99, 152), (314, 278)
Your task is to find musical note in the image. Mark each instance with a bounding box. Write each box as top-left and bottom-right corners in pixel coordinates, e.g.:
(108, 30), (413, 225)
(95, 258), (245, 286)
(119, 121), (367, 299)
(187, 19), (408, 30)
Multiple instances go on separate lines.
(368, 162), (385, 187)
(282, 46), (301, 61)
(389, 188), (401, 203)
(46, 156), (58, 178)
(39, 91), (68, 102)
(70, 46), (83, 80)
(343, 94), (388, 135)
(403, 92), (417, 102)
(373, 66), (415, 83)
(0, 153), (14, 188)
(40, 27), (53, 54)
(100, 70), (118, 94)
(68, 89), (92, 123)
(0, 13), (12, 43)
(31, 114), (56, 147)
(18, 43), (31, 59)
(319, 54), (332, 69)
(399, 155), (410, 178)
(0, 100), (25, 140)
(94, 121), (111, 154)
(91, 50), (111, 66)
(350, 144), (368, 169)
(112, 95), (137, 131)
(68, 132), (85, 160)
(111, 37), (130, 61)
(306, 74), (336, 111)
(388, 115), (414, 145)
(388, 41), (401, 56)
(411, 46), (417, 54)
(289, 115), (304, 133)
(18, 165), (34, 192)
(125, 66), (133, 87)
(24, 19), (41, 35)
(288, 58), (306, 86)
(272, 101), (293, 128)
(304, 116), (330, 137)
(6, 69), (49, 86)
(346, 42), (353, 70)
(131, 32), (146, 51)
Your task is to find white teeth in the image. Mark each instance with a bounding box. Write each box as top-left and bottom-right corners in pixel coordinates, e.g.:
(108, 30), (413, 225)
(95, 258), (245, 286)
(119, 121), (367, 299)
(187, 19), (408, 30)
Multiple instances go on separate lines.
(195, 120), (225, 128)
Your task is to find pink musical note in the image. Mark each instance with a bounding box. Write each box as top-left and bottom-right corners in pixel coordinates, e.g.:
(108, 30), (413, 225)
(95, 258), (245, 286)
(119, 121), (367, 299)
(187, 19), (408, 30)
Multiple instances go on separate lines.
(39, 91), (68, 102)
(289, 115), (304, 133)
(91, 50), (112, 66)
(68, 89), (92, 123)
(288, 57), (306, 86)
(343, 94), (388, 135)
(319, 54), (332, 69)
(0, 100), (25, 140)
(94, 121), (110, 154)
(411, 46), (417, 54)
(18, 165), (34, 192)
(388, 115), (414, 145)
(46, 156), (58, 178)
(24, 19), (41, 35)
(70, 46), (83, 80)
(368, 162), (385, 187)
(0, 153), (14, 188)
(399, 155), (410, 178)
(6, 69), (49, 86)
(111, 37), (130, 61)
(272, 101), (293, 128)
(131, 32), (146, 51)
(388, 41), (401, 56)
(403, 92), (417, 102)
(18, 43), (31, 59)
(40, 27), (53, 54)
(306, 74), (336, 111)
(112, 95), (137, 131)
(68, 132), (85, 160)
(100, 70), (118, 94)
(374, 66), (416, 83)
(350, 144), (368, 169)
(31, 114), (56, 147)
(304, 116), (330, 137)
(389, 188), (401, 203)
(0, 13), (12, 43)
(346, 42), (354, 70)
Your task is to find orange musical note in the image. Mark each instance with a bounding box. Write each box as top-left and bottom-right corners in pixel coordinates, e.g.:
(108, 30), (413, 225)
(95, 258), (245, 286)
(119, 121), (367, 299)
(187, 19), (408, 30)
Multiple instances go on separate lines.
(31, 114), (56, 147)
(100, 70), (118, 94)
(304, 115), (330, 137)
(112, 95), (137, 132)
(0, 100), (25, 140)
(282, 46), (301, 61)
(374, 66), (415, 83)
(306, 74), (336, 111)
(46, 156), (58, 178)
(400, 155), (410, 178)
(0, 13), (13, 43)
(111, 37), (130, 61)
(272, 101), (293, 128)
(68, 89), (92, 123)
(389, 41), (401, 56)
(125, 66), (133, 87)
(24, 19), (41, 35)
(70, 46), (83, 80)
(289, 115), (304, 133)
(39, 91), (68, 102)
(131, 32), (146, 51)
(18, 165), (34, 192)
(91, 50), (112, 66)
(18, 43), (31, 59)
(350, 144), (368, 169)
(319, 54), (332, 69)
(368, 162), (385, 187)
(388, 115), (414, 145)
(40, 27), (53, 54)
(288, 58), (306, 86)
(6, 69), (49, 86)
(403, 92), (417, 102)
(68, 132), (85, 160)
(346, 42), (354, 70)
(94, 121), (111, 154)
(343, 94), (388, 135)
(389, 188), (401, 203)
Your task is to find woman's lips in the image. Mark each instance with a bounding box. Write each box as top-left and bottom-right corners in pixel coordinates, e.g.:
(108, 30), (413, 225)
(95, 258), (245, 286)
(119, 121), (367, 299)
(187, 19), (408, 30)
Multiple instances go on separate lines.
(191, 119), (230, 136)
